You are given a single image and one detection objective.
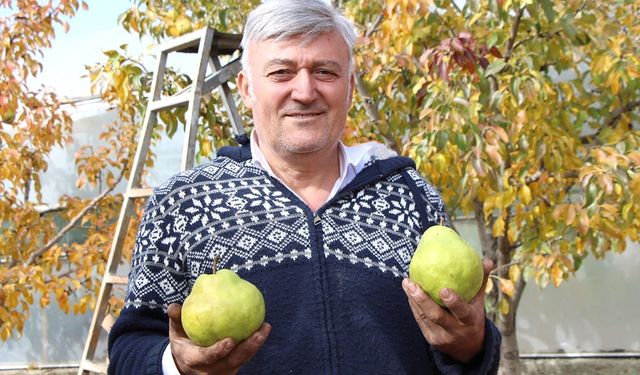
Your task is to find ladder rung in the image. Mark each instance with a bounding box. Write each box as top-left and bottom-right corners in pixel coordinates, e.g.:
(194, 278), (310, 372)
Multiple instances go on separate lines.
(80, 359), (108, 373)
(159, 28), (206, 54)
(101, 313), (116, 333)
(105, 274), (128, 285)
(203, 59), (242, 93)
(148, 93), (190, 112)
(180, 30), (242, 56)
(127, 188), (153, 199)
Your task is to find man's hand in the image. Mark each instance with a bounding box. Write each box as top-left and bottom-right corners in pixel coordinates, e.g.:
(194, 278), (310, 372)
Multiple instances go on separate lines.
(402, 258), (493, 363)
(168, 303), (271, 375)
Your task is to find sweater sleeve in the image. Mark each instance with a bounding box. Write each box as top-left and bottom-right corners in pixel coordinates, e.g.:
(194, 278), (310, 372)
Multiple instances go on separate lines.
(108, 183), (190, 375)
(428, 318), (502, 375)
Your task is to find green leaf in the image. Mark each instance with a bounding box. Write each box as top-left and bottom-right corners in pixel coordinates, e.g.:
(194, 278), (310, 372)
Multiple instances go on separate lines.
(455, 132), (468, 151)
(539, 0), (556, 23)
(572, 254), (583, 272)
(560, 16), (576, 39)
(435, 131), (449, 150)
(484, 60), (507, 77)
(486, 32), (499, 48)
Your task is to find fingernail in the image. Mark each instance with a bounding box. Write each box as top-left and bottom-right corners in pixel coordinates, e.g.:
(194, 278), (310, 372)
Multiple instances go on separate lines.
(441, 288), (451, 300)
(405, 280), (419, 296)
(224, 340), (234, 351)
(254, 333), (265, 345)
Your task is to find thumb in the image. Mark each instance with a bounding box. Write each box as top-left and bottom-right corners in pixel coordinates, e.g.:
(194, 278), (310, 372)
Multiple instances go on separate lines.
(473, 258), (494, 305)
(168, 303), (188, 338)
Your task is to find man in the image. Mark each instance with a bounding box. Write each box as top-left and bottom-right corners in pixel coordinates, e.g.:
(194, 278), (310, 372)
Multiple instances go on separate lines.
(108, 0), (502, 374)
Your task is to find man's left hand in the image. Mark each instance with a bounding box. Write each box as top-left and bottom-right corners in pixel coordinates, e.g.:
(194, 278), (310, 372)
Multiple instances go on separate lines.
(402, 258), (493, 363)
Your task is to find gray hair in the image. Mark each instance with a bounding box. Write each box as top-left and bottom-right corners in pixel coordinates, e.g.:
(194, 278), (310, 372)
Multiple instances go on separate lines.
(240, 0), (357, 74)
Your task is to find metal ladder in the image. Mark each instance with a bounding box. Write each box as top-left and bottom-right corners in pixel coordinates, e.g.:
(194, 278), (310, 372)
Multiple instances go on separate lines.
(77, 27), (245, 374)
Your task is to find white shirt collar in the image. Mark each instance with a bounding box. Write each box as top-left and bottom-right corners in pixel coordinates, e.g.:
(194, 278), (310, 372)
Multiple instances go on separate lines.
(249, 129), (395, 206)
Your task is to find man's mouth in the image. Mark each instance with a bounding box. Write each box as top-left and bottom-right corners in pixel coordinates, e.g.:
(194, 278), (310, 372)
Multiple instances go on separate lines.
(285, 112), (323, 118)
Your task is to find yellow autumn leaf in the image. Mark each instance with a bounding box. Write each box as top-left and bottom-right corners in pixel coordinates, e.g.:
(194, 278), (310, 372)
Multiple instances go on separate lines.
(509, 264), (521, 284)
(493, 216), (505, 237)
(507, 226), (517, 244)
(1, 325), (11, 341)
(518, 185), (532, 205)
(551, 264), (563, 287)
(498, 298), (510, 315)
(370, 64), (383, 82)
(499, 278), (515, 297)
(485, 277), (494, 294)
(606, 72), (620, 94)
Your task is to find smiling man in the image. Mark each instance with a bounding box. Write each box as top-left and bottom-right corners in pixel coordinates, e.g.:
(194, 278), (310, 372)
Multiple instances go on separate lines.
(238, 28), (353, 212)
(107, 1), (502, 374)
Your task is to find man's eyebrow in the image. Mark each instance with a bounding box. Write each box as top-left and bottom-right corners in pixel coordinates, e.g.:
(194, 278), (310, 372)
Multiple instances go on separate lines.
(263, 58), (295, 70)
(262, 58), (344, 72)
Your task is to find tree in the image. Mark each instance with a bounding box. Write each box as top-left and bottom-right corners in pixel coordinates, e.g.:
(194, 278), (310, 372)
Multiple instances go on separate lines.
(342, 1), (640, 374)
(0, 0), (141, 341)
(114, 1), (640, 373)
(3, 1), (639, 375)
(0, 0), (253, 343)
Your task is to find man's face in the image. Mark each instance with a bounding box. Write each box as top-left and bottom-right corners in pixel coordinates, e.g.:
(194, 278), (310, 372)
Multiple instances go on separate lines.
(238, 30), (354, 157)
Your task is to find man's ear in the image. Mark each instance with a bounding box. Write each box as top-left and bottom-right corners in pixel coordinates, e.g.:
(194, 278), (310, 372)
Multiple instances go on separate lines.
(237, 70), (253, 109)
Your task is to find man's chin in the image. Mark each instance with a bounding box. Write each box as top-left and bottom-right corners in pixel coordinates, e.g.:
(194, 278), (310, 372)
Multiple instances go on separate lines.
(280, 138), (330, 155)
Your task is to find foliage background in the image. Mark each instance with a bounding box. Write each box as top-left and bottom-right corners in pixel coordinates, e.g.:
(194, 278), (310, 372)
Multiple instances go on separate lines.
(1, 0), (639, 372)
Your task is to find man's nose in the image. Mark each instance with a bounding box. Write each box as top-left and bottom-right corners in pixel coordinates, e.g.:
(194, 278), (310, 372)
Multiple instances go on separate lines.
(290, 70), (318, 103)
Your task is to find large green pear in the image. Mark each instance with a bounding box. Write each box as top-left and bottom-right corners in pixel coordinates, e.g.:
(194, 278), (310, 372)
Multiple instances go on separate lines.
(409, 225), (483, 307)
(181, 269), (265, 346)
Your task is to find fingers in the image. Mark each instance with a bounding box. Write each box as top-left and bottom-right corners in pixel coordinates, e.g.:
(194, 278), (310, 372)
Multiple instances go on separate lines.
(440, 288), (472, 322)
(402, 278), (450, 327)
(168, 303), (236, 367)
(224, 323), (271, 368)
(168, 303), (188, 338)
(480, 258), (494, 295)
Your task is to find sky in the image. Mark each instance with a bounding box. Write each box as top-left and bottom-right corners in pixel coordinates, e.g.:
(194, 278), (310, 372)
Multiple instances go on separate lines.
(31, 1), (149, 99)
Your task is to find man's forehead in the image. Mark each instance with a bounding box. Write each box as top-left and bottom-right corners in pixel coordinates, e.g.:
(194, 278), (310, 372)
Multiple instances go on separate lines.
(255, 30), (335, 47)
(263, 58), (344, 69)
(249, 29), (348, 50)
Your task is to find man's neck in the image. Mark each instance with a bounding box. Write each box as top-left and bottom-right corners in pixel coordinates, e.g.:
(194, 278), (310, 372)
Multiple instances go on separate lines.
(258, 142), (341, 212)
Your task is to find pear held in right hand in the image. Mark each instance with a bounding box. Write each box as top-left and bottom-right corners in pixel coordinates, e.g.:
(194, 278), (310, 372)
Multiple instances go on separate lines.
(409, 225), (483, 306)
(181, 269), (266, 346)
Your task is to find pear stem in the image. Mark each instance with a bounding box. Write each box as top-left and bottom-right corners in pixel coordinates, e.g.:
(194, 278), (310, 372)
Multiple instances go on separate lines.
(212, 255), (219, 274)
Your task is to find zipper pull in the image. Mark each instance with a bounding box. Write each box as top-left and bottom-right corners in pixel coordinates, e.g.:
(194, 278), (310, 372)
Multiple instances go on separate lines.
(313, 215), (321, 225)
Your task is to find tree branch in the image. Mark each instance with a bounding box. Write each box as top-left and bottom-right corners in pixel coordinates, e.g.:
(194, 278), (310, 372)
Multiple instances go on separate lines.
(510, 274), (527, 319)
(606, 99), (640, 128)
(36, 204), (66, 216)
(24, 169), (126, 266)
(504, 7), (524, 62)
(365, 13), (384, 38)
(354, 72), (399, 152)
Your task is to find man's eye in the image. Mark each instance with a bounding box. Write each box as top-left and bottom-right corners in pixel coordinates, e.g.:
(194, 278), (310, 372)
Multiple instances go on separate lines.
(315, 70), (337, 79)
(268, 70), (293, 79)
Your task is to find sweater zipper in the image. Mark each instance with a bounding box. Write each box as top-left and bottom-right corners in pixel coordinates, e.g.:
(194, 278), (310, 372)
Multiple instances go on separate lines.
(311, 211), (338, 373)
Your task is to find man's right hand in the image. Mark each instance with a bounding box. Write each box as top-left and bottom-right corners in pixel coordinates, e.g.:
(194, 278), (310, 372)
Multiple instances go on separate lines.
(168, 303), (271, 375)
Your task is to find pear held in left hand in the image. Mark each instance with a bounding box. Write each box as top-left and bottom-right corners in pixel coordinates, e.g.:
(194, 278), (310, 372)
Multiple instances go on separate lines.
(181, 267), (266, 347)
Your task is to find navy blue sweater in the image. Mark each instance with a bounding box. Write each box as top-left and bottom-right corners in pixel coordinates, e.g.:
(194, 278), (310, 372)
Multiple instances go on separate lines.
(108, 143), (501, 374)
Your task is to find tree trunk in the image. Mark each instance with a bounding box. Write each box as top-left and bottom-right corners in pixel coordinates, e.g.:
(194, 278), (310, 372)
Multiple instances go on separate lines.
(497, 305), (521, 375)
(497, 277), (527, 375)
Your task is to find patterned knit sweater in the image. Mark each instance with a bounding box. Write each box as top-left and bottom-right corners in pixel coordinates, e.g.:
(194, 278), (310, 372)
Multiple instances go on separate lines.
(108, 142), (501, 374)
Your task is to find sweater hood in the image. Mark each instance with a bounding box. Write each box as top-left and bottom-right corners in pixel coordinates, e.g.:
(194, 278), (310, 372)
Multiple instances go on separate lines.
(216, 140), (416, 192)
